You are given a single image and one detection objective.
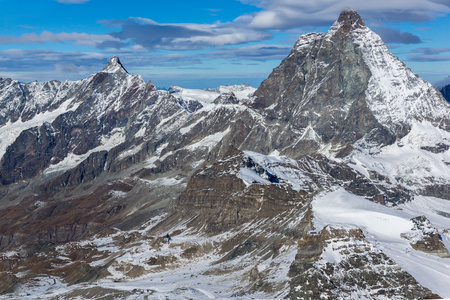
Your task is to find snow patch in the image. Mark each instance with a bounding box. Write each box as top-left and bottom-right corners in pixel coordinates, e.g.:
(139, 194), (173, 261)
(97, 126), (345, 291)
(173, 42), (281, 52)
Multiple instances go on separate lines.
(44, 128), (125, 174)
(350, 121), (450, 188)
(0, 98), (81, 160)
(169, 84), (256, 107)
(238, 150), (313, 191)
(185, 128), (230, 151)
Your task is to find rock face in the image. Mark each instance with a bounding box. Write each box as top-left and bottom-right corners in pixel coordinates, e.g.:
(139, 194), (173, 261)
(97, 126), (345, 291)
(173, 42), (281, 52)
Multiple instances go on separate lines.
(252, 9), (450, 155)
(213, 92), (240, 105)
(0, 56), (157, 185)
(288, 227), (440, 299)
(168, 146), (312, 234)
(1, 9), (450, 299)
(402, 216), (449, 256)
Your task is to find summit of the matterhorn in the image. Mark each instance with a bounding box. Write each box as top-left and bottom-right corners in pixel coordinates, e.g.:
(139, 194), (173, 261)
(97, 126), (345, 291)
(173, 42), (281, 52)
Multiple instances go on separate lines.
(101, 56), (128, 74)
(331, 7), (366, 33)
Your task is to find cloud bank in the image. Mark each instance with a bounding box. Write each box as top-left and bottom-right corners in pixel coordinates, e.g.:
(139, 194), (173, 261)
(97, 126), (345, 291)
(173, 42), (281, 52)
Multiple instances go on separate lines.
(408, 47), (450, 61)
(0, 32), (118, 47)
(99, 18), (272, 50)
(237, 0), (450, 29)
(375, 27), (422, 44)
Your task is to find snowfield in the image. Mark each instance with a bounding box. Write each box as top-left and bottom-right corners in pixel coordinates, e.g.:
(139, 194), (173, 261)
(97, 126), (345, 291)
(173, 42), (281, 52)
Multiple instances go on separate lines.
(350, 121), (450, 189)
(313, 188), (450, 297)
(168, 84), (256, 107)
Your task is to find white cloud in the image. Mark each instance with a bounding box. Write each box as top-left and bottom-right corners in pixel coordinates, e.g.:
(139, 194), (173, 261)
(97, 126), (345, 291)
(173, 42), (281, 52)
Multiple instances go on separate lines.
(208, 44), (291, 61)
(0, 32), (119, 47)
(172, 30), (271, 47)
(0, 49), (107, 82)
(236, 0), (450, 29)
(102, 18), (272, 50)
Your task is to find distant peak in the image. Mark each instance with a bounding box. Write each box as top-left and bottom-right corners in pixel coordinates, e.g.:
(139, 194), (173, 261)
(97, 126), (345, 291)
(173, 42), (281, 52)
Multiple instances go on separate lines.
(334, 9), (365, 32)
(102, 56), (128, 74)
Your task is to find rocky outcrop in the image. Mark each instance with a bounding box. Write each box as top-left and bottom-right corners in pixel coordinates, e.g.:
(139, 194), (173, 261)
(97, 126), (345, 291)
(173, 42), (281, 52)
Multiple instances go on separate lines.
(421, 184), (450, 200)
(213, 92), (239, 105)
(0, 180), (134, 252)
(43, 150), (109, 191)
(402, 216), (449, 256)
(168, 146), (311, 234)
(288, 226), (440, 299)
(166, 145), (411, 238)
(0, 273), (18, 295)
(0, 78), (27, 125)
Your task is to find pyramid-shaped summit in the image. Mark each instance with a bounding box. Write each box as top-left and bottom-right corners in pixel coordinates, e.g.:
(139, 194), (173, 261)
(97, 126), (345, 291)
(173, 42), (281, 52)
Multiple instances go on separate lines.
(334, 8), (366, 32)
(102, 56), (128, 74)
(252, 9), (450, 154)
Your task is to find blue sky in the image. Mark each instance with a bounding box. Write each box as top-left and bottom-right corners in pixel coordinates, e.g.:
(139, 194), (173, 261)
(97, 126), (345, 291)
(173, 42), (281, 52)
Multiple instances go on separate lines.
(1, 0), (450, 88)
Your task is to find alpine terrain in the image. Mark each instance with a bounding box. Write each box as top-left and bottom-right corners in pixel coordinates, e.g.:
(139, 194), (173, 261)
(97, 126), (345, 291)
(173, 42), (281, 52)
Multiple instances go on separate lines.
(0, 9), (449, 299)
(435, 76), (450, 103)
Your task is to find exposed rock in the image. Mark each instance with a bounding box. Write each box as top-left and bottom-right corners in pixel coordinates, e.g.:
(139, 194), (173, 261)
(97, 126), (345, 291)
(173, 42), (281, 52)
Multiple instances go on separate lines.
(0, 78), (27, 125)
(0, 57), (157, 185)
(251, 10), (395, 153)
(180, 98), (203, 112)
(288, 226), (440, 299)
(0, 273), (18, 295)
(402, 216), (449, 256)
(251, 9), (450, 156)
(420, 142), (450, 153)
(58, 287), (134, 300)
(42, 150), (109, 191)
(213, 92), (239, 105)
(62, 262), (109, 285)
(0, 180), (134, 252)
(421, 184), (450, 200)
(102, 56), (128, 74)
(168, 146), (311, 234)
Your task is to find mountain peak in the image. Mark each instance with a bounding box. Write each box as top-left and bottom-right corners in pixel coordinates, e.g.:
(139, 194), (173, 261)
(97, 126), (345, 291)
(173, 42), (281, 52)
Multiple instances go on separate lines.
(333, 9), (366, 32)
(102, 56), (128, 74)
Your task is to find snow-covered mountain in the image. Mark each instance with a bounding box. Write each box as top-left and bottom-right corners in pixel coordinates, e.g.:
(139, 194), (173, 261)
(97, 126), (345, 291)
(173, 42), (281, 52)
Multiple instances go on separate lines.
(0, 9), (450, 299)
(434, 75), (450, 91)
(168, 84), (256, 112)
(434, 75), (450, 103)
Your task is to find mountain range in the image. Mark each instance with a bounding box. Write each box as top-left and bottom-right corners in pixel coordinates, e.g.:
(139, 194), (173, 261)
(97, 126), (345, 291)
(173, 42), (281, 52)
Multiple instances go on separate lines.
(0, 9), (449, 299)
(434, 76), (450, 103)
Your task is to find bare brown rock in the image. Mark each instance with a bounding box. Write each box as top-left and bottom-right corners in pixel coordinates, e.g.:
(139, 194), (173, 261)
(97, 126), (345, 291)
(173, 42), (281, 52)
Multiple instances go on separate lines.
(402, 216), (450, 256)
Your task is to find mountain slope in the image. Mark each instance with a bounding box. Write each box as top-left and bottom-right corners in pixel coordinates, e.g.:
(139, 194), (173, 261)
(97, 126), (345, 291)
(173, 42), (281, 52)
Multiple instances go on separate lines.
(252, 9), (450, 156)
(434, 76), (450, 103)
